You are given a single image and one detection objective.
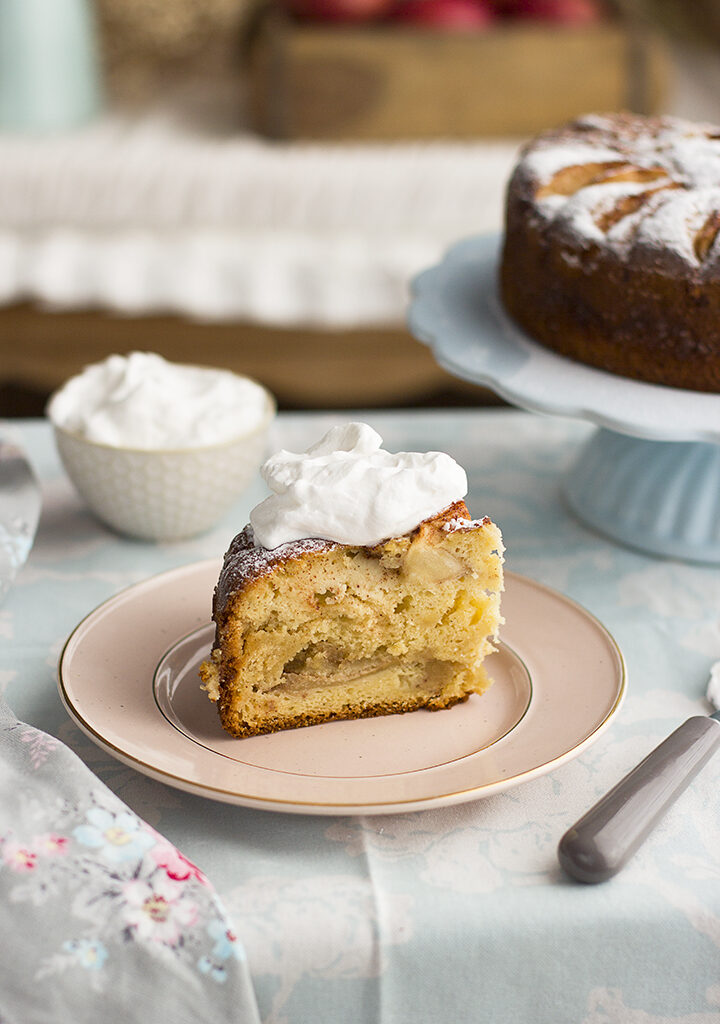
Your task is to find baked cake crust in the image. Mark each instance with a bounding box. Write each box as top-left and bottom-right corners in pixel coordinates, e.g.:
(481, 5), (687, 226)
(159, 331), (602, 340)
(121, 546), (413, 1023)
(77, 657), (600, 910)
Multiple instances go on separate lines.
(500, 112), (720, 392)
(200, 500), (504, 739)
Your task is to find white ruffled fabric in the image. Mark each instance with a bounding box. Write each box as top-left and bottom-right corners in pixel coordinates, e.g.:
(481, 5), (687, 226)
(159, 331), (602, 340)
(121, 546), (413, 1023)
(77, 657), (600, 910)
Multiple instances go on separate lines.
(0, 112), (519, 326)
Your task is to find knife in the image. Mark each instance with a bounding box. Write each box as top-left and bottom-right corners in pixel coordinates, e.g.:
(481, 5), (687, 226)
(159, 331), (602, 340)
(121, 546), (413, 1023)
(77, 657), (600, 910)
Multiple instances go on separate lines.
(558, 680), (720, 884)
(0, 440), (42, 604)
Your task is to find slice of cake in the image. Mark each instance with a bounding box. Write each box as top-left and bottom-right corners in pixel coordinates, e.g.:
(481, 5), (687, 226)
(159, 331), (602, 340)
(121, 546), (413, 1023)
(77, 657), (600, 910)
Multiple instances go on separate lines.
(199, 423), (504, 739)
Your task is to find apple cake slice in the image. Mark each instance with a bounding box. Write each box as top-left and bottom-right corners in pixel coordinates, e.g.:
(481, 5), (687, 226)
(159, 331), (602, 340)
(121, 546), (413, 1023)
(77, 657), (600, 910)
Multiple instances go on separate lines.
(199, 500), (504, 738)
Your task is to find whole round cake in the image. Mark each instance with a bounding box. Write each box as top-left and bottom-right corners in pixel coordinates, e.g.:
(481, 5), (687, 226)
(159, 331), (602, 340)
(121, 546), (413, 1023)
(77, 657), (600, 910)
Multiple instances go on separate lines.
(500, 112), (720, 393)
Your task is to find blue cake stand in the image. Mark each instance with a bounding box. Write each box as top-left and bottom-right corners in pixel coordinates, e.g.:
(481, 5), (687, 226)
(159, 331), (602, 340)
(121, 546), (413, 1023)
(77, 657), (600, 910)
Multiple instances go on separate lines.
(408, 234), (720, 564)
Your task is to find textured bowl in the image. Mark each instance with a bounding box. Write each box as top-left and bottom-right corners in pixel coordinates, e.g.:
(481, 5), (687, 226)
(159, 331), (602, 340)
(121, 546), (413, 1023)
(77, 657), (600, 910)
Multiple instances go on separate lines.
(51, 383), (275, 541)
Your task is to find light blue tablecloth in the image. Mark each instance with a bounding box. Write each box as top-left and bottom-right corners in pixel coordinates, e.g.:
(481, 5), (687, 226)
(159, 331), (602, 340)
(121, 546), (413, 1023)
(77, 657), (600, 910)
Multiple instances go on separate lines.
(2, 410), (719, 1024)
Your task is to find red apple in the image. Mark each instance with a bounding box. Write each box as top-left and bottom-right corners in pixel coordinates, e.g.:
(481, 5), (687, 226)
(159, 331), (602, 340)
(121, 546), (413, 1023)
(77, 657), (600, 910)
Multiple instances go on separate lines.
(283, 0), (397, 22)
(390, 0), (496, 29)
(505, 0), (601, 22)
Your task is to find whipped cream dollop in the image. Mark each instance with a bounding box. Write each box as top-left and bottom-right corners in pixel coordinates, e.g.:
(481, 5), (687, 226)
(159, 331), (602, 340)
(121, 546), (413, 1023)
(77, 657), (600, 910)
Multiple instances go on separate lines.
(46, 352), (270, 450)
(250, 422), (467, 549)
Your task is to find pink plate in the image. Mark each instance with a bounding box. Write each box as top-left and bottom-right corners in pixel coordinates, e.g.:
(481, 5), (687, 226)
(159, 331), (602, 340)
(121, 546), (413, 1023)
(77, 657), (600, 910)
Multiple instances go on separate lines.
(58, 561), (625, 815)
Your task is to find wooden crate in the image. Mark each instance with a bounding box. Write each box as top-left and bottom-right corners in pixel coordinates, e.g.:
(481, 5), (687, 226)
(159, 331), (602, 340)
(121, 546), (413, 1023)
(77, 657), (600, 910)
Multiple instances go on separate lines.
(0, 304), (500, 411)
(245, 8), (668, 141)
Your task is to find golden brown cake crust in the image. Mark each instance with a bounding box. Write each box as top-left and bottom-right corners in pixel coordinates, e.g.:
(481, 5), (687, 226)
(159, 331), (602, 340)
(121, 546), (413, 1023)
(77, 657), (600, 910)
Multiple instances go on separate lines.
(500, 112), (720, 392)
(213, 689), (479, 740)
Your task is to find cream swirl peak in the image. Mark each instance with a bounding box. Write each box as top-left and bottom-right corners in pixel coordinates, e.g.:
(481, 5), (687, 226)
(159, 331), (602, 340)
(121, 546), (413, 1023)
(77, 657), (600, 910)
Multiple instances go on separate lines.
(250, 422), (468, 549)
(47, 352), (270, 450)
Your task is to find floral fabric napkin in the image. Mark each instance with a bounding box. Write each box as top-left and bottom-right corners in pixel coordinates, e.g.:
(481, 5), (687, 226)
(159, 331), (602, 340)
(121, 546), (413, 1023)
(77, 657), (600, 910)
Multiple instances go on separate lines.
(0, 697), (261, 1024)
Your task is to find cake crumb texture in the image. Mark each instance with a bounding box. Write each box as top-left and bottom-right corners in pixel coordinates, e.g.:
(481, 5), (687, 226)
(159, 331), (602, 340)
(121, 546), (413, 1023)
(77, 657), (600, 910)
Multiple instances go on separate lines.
(199, 501), (504, 739)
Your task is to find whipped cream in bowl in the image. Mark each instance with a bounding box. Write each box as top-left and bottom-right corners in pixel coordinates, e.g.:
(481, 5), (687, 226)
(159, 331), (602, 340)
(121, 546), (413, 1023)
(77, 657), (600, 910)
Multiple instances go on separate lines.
(47, 352), (275, 541)
(47, 351), (272, 452)
(250, 422), (468, 549)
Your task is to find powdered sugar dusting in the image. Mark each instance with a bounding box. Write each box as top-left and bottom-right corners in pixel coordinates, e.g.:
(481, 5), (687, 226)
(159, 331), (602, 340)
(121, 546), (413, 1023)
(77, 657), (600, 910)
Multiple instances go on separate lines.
(605, 186), (675, 245)
(522, 144), (623, 184)
(442, 516), (489, 532)
(575, 114), (615, 132)
(214, 525), (337, 616)
(637, 186), (720, 260)
(521, 113), (720, 266)
(553, 179), (666, 244)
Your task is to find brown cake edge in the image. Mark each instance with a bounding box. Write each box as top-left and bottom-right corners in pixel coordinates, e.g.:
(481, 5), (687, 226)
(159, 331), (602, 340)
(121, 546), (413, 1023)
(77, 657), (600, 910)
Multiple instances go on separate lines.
(217, 687), (483, 740)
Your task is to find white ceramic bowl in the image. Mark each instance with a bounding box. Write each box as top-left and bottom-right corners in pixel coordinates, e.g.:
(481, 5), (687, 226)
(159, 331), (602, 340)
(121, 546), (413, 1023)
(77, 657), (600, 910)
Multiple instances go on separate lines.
(50, 381), (276, 541)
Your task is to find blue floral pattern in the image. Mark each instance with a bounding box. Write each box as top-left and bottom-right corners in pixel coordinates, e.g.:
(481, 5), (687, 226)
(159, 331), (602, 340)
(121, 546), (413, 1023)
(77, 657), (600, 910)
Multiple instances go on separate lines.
(73, 807), (156, 863)
(62, 938), (108, 971)
(197, 918), (246, 983)
(0, 696), (259, 1023)
(0, 788), (235, 987)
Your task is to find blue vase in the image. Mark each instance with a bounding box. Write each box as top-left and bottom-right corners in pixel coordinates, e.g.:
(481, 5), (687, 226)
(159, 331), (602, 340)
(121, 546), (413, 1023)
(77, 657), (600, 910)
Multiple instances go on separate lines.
(0, 0), (102, 133)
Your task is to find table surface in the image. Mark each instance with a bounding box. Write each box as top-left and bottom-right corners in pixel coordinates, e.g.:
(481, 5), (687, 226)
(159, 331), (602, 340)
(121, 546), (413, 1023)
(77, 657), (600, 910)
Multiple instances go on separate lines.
(3, 409), (720, 1024)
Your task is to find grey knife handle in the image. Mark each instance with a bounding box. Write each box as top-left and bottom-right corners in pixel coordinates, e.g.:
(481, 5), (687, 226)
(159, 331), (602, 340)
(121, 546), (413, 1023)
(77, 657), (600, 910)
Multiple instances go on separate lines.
(558, 716), (720, 884)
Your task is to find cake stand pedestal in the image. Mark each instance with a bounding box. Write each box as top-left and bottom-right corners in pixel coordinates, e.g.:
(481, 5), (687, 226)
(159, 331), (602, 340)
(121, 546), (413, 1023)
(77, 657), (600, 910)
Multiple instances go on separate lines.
(408, 234), (720, 564)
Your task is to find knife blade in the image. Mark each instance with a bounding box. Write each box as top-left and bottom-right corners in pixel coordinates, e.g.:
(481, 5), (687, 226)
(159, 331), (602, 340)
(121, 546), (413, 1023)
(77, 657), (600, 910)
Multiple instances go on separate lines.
(558, 674), (720, 884)
(0, 441), (42, 604)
